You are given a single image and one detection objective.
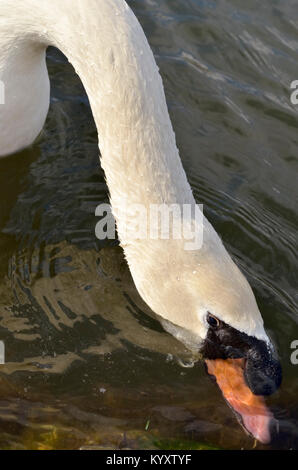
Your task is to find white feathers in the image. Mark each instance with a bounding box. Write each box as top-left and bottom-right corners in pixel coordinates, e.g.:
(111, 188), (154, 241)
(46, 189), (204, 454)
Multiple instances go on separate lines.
(0, 0), (269, 349)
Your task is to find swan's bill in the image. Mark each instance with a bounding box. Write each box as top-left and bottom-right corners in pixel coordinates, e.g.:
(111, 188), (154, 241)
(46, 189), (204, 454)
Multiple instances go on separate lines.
(202, 315), (282, 444)
(206, 358), (273, 444)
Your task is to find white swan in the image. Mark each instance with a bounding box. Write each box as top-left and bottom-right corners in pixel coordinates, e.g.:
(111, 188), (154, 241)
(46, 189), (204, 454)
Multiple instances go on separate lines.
(0, 0), (281, 443)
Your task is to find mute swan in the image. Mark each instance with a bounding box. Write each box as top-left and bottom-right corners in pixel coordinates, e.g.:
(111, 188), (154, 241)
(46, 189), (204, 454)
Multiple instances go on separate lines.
(0, 0), (281, 444)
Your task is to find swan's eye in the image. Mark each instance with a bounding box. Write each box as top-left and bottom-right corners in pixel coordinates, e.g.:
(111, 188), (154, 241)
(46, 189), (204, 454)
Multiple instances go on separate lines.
(207, 313), (220, 328)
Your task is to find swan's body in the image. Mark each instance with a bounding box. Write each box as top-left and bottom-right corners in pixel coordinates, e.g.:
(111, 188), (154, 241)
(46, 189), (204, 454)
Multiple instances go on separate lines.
(0, 0), (281, 443)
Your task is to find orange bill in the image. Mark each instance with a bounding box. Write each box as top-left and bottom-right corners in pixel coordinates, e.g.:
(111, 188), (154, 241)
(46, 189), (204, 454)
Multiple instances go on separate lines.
(205, 357), (273, 444)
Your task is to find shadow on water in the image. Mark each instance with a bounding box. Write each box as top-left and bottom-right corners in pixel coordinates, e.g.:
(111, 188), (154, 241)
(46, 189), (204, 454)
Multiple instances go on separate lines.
(0, 0), (297, 449)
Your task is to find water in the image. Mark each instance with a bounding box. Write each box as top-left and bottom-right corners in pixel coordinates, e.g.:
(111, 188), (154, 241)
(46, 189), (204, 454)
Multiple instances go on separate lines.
(0, 0), (297, 449)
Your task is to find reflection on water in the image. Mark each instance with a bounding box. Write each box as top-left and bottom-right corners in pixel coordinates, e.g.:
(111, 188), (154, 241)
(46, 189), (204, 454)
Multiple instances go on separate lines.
(0, 0), (297, 449)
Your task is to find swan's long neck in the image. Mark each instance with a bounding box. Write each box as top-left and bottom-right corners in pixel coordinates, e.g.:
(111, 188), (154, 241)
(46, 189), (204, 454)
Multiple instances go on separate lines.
(0, 0), (268, 344)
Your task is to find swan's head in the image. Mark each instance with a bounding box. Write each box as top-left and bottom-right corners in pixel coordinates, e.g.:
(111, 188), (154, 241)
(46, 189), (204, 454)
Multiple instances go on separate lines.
(159, 248), (282, 443)
(125, 219), (282, 444)
(174, 243), (282, 443)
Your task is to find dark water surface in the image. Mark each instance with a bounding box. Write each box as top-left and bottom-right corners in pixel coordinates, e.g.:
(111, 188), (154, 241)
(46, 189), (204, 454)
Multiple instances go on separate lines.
(0, 0), (297, 449)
